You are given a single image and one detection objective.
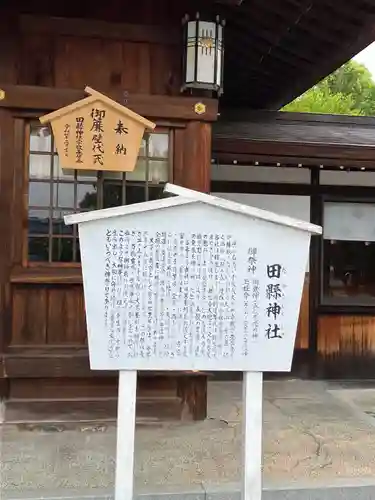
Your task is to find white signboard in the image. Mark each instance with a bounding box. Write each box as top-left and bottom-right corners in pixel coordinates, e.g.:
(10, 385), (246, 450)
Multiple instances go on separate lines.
(65, 184), (322, 500)
(74, 198), (312, 373)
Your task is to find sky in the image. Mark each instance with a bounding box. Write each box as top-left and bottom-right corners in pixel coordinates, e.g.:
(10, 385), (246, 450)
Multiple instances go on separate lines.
(354, 42), (375, 79)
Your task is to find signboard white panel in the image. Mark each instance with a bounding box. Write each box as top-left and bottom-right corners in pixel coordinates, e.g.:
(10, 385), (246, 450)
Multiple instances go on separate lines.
(65, 184), (322, 500)
(76, 201), (312, 372)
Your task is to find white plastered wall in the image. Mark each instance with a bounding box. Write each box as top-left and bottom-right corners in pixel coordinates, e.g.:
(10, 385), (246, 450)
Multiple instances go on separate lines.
(212, 165), (311, 269)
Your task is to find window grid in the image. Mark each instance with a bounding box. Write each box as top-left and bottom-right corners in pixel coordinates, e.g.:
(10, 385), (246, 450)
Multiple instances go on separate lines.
(27, 123), (170, 264)
(321, 199), (375, 306)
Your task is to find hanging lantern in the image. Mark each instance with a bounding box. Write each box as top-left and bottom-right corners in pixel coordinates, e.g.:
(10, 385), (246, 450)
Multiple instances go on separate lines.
(182, 13), (225, 96)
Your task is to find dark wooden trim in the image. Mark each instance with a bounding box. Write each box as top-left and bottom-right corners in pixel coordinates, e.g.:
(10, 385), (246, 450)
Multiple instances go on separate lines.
(3, 350), (104, 378)
(173, 128), (185, 185)
(213, 139), (375, 164)
(211, 180), (313, 196)
(0, 85), (219, 122)
(11, 119), (27, 268)
(218, 109), (375, 126)
(20, 14), (179, 45)
(319, 185), (375, 196)
(214, 152), (375, 170)
(321, 193), (375, 204)
(0, 109), (14, 353)
(318, 305), (375, 315)
(308, 167), (321, 374)
(10, 266), (83, 285)
(10, 109), (187, 129)
(212, 180), (375, 198)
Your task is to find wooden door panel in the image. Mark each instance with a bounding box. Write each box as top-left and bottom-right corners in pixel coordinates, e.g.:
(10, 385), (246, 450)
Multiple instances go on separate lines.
(11, 285), (87, 346)
(11, 286), (48, 345)
(47, 286), (87, 345)
(317, 315), (375, 377)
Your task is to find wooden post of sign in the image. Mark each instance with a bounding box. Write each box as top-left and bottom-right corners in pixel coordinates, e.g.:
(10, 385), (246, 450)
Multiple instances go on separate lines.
(242, 371), (263, 500)
(115, 370), (137, 500)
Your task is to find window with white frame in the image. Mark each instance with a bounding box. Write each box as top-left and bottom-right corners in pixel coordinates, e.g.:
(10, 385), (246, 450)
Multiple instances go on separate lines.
(322, 200), (375, 306)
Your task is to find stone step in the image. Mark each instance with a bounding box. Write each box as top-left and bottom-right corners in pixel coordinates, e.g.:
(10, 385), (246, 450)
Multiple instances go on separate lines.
(3, 395), (185, 425)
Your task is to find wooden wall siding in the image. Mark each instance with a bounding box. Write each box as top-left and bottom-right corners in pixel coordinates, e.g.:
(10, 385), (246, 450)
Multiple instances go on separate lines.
(317, 315), (375, 378)
(16, 33), (181, 95)
(0, 18), (18, 84)
(9, 0), (186, 26)
(11, 286), (87, 345)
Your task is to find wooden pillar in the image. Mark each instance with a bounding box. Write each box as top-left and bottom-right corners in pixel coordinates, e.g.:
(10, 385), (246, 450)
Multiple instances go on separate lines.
(174, 121), (211, 192)
(0, 108), (14, 397)
(309, 166), (321, 377)
(173, 120), (212, 420)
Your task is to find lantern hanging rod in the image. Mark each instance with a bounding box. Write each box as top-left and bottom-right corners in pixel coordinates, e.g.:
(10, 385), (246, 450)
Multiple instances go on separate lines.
(182, 12), (226, 25)
(215, 0), (243, 4)
(182, 12), (226, 26)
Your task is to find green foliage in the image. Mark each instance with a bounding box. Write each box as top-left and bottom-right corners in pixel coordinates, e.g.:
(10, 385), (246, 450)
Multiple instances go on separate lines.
(282, 60), (375, 115)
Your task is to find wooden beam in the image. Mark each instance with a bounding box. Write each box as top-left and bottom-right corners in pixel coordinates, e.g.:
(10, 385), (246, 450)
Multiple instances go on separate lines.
(2, 348), (210, 379)
(0, 85), (219, 122)
(297, 21), (341, 46)
(217, 109), (375, 125)
(227, 4), (293, 45)
(213, 151), (375, 169)
(213, 138), (375, 163)
(254, 0), (364, 31)
(228, 12), (337, 69)
(211, 180), (313, 195)
(20, 14), (179, 45)
(315, 0), (375, 24)
(10, 266), (83, 285)
(3, 349), (103, 378)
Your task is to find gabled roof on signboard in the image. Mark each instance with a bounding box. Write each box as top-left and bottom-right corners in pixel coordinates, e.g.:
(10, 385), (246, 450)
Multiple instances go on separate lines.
(39, 87), (155, 131)
(64, 183), (322, 235)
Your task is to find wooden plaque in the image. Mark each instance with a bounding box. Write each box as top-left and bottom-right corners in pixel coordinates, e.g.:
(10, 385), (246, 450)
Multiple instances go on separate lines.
(39, 87), (156, 173)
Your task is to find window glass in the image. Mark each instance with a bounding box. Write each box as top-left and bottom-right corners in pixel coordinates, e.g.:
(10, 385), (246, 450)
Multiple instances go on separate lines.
(27, 124), (170, 263)
(322, 201), (375, 306)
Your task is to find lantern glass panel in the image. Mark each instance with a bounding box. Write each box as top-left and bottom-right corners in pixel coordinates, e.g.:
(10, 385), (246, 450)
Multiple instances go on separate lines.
(183, 16), (224, 94)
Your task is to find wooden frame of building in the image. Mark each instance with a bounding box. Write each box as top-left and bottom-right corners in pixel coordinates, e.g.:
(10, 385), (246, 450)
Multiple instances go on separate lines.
(1, 0), (375, 422)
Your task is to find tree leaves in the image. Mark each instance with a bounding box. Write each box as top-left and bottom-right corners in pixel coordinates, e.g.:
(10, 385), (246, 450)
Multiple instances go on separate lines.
(282, 61), (375, 115)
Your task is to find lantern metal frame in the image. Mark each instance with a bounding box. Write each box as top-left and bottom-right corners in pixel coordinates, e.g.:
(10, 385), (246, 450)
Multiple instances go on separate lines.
(181, 13), (225, 96)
